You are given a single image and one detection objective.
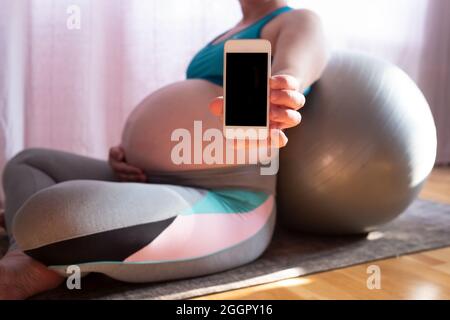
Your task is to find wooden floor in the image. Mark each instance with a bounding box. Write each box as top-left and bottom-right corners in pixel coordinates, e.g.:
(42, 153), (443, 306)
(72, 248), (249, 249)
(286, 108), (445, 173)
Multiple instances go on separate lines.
(197, 167), (450, 300)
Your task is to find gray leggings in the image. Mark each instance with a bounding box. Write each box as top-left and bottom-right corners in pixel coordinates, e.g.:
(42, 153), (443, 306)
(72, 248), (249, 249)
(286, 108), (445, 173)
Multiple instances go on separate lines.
(2, 148), (275, 282)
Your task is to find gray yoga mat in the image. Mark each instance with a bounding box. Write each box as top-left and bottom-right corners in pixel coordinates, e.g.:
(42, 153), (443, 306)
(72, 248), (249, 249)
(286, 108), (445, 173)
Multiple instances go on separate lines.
(1, 198), (450, 300)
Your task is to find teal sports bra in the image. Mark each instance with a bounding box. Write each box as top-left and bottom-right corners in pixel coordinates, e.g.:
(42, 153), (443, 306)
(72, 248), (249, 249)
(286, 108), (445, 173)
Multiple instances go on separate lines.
(186, 6), (293, 87)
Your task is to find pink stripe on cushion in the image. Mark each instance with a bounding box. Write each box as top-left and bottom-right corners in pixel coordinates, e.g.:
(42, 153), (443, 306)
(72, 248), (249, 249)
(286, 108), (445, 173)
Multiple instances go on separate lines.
(124, 195), (274, 262)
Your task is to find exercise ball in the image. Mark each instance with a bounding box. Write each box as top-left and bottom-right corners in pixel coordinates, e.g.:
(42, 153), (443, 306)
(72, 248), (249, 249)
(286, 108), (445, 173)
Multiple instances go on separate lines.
(277, 50), (437, 234)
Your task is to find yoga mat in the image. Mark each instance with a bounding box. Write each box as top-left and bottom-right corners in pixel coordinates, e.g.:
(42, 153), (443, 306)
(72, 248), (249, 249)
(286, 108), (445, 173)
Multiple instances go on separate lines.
(1, 199), (450, 300)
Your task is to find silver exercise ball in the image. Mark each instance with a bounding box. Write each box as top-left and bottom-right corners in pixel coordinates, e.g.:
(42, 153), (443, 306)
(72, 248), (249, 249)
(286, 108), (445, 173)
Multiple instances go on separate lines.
(277, 50), (437, 234)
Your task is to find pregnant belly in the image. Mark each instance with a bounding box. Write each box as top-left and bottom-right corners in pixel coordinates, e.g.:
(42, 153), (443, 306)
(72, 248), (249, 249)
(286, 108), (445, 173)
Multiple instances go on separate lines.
(121, 79), (224, 172)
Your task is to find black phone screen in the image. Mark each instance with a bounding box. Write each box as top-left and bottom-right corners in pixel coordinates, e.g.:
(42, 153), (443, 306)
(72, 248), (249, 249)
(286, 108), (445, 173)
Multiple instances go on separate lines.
(225, 52), (268, 126)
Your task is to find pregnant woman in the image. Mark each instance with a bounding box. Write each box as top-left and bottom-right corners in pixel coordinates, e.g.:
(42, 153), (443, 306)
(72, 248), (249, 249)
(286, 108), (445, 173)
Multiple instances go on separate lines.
(0, 0), (327, 299)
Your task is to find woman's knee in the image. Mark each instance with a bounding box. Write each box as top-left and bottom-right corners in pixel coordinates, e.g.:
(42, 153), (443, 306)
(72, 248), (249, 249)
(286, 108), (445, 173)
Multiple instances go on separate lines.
(2, 148), (49, 184)
(12, 180), (88, 252)
(5, 148), (49, 166)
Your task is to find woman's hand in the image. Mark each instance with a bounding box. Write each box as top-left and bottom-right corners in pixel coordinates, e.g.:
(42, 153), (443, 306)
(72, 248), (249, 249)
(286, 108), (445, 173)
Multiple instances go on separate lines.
(208, 74), (305, 148)
(108, 145), (147, 182)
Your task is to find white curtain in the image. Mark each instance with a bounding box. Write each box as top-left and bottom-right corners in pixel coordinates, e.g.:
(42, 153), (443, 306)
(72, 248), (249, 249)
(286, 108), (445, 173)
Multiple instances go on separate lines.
(0, 0), (241, 163)
(0, 0), (449, 202)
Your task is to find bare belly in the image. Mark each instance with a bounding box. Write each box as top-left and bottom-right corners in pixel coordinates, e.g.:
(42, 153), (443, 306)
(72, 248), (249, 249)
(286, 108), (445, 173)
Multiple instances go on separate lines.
(121, 79), (224, 172)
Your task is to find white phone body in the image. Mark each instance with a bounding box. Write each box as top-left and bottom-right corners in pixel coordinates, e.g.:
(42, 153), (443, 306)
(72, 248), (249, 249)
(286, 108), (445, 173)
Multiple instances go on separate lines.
(223, 39), (271, 140)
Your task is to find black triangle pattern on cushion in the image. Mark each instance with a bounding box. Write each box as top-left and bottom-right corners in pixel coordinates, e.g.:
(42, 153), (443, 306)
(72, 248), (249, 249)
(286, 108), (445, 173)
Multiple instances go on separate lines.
(25, 216), (176, 266)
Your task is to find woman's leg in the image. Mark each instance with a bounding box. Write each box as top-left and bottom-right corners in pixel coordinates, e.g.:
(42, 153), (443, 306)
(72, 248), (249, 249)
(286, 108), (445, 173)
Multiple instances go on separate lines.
(12, 180), (275, 284)
(2, 148), (116, 246)
(1, 148), (116, 299)
(1, 148), (275, 298)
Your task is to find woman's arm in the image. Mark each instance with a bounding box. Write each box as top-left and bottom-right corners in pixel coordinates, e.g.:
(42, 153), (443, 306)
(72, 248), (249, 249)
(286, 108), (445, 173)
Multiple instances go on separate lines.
(271, 9), (329, 91)
(209, 9), (328, 148)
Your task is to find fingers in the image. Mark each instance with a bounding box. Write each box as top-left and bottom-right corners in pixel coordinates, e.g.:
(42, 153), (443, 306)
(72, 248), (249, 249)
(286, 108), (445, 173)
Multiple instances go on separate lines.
(110, 160), (144, 175)
(116, 169), (147, 182)
(208, 77), (304, 149)
(270, 74), (301, 91)
(268, 126), (288, 148)
(270, 105), (302, 129)
(209, 96), (224, 116)
(109, 157), (147, 182)
(270, 75), (305, 131)
(109, 145), (147, 182)
(270, 89), (305, 110)
(117, 173), (147, 182)
(109, 145), (124, 161)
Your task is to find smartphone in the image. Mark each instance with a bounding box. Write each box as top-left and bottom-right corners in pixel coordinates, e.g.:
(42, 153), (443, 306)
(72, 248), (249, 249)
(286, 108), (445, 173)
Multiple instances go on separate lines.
(223, 39), (271, 140)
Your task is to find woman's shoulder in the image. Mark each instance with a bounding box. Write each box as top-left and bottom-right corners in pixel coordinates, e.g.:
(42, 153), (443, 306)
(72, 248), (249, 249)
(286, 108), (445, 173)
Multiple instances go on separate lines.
(279, 9), (321, 26)
(261, 9), (321, 42)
